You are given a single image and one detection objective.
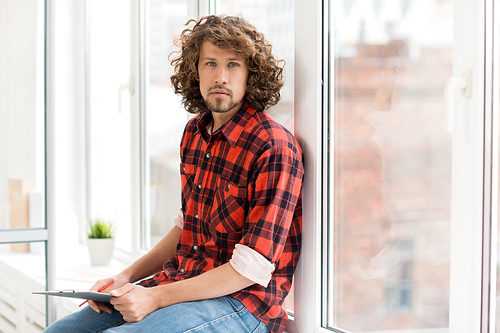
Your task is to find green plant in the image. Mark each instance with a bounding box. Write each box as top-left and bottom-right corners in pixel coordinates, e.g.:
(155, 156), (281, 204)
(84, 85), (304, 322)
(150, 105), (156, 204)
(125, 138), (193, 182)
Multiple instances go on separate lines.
(88, 219), (113, 239)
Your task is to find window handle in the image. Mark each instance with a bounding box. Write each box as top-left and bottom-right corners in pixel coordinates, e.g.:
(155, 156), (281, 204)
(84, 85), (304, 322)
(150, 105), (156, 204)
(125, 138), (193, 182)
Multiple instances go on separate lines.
(445, 70), (471, 133)
(118, 77), (134, 113)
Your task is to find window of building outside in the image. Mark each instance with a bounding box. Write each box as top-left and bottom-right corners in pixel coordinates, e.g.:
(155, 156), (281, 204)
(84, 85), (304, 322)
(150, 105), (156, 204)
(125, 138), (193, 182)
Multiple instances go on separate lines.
(328, 0), (453, 331)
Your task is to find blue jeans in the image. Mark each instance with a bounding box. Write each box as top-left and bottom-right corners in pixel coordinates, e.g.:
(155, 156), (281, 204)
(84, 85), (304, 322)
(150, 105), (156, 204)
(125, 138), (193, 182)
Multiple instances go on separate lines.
(43, 296), (270, 333)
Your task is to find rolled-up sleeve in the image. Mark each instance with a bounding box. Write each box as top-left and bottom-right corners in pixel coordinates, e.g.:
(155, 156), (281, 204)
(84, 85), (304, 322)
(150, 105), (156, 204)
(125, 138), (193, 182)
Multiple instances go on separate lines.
(239, 145), (304, 266)
(230, 244), (275, 287)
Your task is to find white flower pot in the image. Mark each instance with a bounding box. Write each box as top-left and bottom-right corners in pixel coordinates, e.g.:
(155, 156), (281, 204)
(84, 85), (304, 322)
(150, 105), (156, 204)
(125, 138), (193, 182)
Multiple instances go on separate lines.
(87, 238), (115, 266)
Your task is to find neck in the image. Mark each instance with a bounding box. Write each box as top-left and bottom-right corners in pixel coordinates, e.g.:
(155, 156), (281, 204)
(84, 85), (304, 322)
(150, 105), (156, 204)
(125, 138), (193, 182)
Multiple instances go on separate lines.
(211, 117), (224, 132)
(210, 105), (242, 132)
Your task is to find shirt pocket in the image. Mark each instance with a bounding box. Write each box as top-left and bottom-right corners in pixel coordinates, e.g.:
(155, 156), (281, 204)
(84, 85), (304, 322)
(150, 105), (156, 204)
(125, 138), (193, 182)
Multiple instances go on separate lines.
(209, 176), (247, 237)
(180, 163), (196, 213)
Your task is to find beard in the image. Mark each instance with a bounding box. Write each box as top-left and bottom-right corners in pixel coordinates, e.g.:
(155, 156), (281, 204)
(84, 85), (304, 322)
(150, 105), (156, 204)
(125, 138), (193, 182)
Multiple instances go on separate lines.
(204, 97), (239, 113)
(203, 85), (242, 113)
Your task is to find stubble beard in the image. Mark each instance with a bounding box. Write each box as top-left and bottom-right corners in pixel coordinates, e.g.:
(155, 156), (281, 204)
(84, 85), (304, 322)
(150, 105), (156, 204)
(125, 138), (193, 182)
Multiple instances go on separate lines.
(204, 85), (242, 114)
(205, 97), (239, 114)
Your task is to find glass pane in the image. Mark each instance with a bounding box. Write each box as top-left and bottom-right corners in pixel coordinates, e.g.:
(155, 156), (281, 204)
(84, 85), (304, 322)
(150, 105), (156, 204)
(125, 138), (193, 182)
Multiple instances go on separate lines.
(89, 0), (132, 252)
(330, 0), (453, 331)
(144, 0), (188, 249)
(0, 0), (46, 232)
(215, 0), (296, 314)
(0, 242), (47, 331)
(215, 0), (294, 133)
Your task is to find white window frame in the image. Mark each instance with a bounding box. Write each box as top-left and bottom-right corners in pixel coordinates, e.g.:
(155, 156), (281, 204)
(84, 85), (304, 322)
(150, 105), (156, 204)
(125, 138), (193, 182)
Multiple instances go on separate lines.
(130, 0), (145, 260)
(294, 0), (498, 332)
(448, 0), (487, 331)
(293, 0), (325, 331)
(487, 0), (500, 331)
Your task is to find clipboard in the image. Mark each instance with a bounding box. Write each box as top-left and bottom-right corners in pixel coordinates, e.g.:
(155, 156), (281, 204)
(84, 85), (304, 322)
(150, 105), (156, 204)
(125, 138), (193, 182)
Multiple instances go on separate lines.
(32, 290), (112, 303)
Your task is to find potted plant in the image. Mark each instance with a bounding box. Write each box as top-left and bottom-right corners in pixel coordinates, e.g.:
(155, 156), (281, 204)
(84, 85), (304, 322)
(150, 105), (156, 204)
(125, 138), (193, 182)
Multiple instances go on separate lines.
(87, 218), (115, 266)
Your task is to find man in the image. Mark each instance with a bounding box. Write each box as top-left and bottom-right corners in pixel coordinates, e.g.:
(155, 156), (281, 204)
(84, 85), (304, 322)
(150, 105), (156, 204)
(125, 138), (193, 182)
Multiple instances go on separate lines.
(44, 15), (303, 333)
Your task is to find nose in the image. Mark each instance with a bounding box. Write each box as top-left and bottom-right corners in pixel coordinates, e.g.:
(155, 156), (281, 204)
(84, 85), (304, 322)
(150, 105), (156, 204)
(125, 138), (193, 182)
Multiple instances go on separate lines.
(214, 67), (228, 84)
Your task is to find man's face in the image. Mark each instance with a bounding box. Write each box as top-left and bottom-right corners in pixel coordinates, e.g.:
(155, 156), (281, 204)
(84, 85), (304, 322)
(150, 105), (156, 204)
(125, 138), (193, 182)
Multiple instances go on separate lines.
(198, 41), (248, 116)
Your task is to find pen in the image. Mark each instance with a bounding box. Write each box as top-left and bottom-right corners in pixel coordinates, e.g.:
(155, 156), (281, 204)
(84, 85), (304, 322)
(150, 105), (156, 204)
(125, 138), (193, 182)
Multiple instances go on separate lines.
(79, 279), (115, 307)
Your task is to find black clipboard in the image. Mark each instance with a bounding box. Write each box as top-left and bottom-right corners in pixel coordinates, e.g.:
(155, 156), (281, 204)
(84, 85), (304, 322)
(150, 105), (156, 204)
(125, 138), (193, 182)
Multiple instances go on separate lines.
(32, 290), (112, 303)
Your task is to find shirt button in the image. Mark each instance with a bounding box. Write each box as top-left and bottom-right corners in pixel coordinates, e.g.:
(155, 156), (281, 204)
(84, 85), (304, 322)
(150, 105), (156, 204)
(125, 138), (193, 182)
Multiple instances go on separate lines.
(205, 153), (211, 159)
(180, 269), (185, 273)
(195, 214), (198, 219)
(198, 184), (202, 189)
(193, 245), (198, 251)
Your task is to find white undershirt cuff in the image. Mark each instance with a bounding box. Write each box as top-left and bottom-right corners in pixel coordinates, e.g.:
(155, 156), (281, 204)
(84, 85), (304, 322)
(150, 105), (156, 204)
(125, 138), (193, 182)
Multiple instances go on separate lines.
(173, 209), (184, 229)
(230, 243), (275, 288)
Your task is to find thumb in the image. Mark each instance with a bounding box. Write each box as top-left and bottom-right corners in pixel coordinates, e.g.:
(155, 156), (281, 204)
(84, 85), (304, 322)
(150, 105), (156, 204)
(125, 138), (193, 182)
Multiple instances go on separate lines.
(110, 283), (135, 297)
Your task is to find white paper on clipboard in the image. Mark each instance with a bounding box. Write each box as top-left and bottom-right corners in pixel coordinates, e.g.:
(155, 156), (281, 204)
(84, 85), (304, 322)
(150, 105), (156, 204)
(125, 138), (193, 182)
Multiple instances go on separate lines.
(32, 290), (113, 303)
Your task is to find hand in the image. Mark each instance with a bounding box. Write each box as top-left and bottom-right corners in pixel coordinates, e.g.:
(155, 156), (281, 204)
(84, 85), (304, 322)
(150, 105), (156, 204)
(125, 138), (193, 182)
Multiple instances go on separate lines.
(109, 283), (160, 322)
(88, 274), (130, 314)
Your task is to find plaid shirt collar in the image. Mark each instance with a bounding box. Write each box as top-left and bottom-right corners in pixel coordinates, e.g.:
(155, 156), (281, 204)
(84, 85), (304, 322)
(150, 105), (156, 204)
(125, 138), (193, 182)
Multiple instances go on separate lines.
(195, 105), (258, 147)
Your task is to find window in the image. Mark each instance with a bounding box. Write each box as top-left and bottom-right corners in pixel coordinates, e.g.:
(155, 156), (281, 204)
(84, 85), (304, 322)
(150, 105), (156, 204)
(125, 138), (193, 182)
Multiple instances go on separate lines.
(143, 0), (188, 250)
(295, 0), (494, 332)
(0, 0), (55, 327)
(141, 0), (298, 324)
(326, 0), (453, 330)
(142, 0), (296, 253)
(214, 0), (295, 133)
(213, 0), (296, 315)
(87, 0), (133, 254)
(0, 0), (46, 233)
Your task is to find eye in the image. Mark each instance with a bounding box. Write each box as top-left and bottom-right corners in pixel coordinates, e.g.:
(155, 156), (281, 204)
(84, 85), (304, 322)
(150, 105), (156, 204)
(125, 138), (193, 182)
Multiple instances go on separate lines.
(228, 62), (240, 68)
(206, 61), (216, 67)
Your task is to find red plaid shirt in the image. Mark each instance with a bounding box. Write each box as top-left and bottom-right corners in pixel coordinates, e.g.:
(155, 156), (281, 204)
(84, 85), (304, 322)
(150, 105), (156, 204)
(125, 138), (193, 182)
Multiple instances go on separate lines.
(140, 106), (304, 333)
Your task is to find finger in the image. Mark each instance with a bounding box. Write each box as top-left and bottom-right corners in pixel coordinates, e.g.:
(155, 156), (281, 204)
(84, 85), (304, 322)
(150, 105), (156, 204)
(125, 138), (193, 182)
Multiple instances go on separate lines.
(97, 301), (114, 314)
(87, 301), (102, 314)
(88, 300), (113, 314)
(90, 278), (115, 292)
(110, 283), (135, 297)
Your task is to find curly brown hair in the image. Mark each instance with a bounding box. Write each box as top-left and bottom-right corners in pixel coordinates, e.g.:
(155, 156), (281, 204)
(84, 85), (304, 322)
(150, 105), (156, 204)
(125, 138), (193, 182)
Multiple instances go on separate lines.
(170, 15), (285, 114)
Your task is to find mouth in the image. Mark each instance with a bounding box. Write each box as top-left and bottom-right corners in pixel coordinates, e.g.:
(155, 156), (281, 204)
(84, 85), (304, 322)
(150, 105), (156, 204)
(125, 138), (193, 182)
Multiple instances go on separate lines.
(209, 87), (231, 97)
(211, 92), (228, 97)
